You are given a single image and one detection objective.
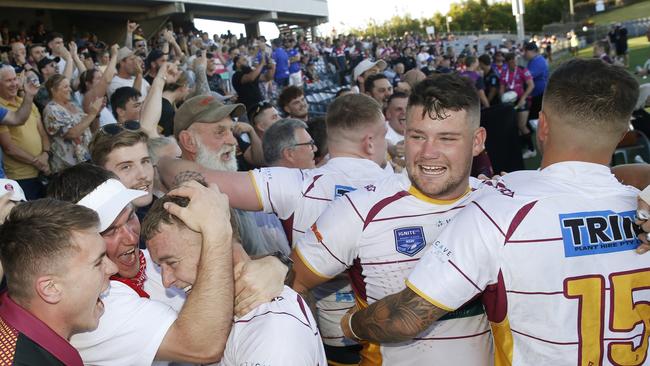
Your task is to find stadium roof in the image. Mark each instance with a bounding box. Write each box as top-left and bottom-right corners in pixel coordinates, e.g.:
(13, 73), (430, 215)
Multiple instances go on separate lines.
(5, 0), (329, 26)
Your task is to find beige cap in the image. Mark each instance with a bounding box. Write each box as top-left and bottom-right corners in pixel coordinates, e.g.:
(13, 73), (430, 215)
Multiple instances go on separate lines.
(173, 95), (246, 139)
(117, 46), (134, 63)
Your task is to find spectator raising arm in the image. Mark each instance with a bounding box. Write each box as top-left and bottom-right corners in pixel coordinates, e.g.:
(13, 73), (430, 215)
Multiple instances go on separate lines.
(83, 44), (119, 114)
(125, 21), (138, 50)
(68, 42), (87, 75)
(242, 56), (266, 84)
(140, 62), (171, 138)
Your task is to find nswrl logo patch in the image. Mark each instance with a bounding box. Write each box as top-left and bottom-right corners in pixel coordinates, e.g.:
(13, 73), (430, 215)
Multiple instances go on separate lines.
(334, 185), (356, 198)
(559, 210), (640, 257)
(394, 226), (426, 256)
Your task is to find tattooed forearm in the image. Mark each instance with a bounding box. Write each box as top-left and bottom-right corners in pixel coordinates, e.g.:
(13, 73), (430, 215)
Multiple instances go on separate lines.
(174, 170), (207, 188)
(350, 287), (448, 343)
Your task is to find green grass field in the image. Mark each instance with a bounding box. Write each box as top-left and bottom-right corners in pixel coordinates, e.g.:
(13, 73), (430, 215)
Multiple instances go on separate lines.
(552, 35), (650, 83)
(589, 1), (650, 25)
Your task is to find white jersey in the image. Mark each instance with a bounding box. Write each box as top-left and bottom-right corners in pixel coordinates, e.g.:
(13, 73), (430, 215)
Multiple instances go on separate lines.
(408, 162), (650, 365)
(217, 287), (327, 366)
(71, 249), (185, 366)
(296, 173), (491, 365)
(250, 157), (391, 346)
(108, 75), (150, 100)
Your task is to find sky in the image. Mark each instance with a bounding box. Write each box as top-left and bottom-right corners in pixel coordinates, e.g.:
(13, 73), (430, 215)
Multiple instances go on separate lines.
(194, 0), (455, 39)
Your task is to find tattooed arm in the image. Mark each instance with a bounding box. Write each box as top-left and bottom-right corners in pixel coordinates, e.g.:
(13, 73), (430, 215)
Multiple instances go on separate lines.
(157, 157), (262, 210)
(341, 287), (448, 343)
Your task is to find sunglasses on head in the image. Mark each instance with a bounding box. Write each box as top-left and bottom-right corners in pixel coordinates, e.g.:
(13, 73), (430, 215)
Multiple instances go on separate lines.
(249, 100), (271, 121)
(100, 121), (141, 135)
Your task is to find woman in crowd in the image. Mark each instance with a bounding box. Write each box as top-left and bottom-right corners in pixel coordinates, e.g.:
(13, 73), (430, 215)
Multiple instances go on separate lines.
(77, 44), (119, 126)
(43, 74), (103, 172)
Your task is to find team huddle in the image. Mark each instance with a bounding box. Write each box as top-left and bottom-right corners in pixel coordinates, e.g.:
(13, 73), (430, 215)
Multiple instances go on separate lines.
(1, 57), (650, 366)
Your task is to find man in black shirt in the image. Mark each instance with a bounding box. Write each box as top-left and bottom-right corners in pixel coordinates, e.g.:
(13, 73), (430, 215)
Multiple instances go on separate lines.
(232, 55), (269, 111)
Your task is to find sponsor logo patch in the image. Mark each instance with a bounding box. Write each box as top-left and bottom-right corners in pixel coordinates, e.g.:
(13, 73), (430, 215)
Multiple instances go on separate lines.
(394, 226), (426, 256)
(559, 210), (640, 257)
(334, 184), (356, 198)
(335, 291), (355, 302)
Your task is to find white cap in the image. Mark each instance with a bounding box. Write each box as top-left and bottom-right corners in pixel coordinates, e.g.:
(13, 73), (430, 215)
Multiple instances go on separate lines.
(353, 59), (387, 81)
(77, 179), (146, 232)
(0, 179), (26, 202)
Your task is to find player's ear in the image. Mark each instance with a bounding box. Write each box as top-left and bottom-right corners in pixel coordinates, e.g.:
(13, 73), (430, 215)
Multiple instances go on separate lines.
(35, 276), (63, 305)
(537, 111), (550, 144)
(472, 127), (487, 157)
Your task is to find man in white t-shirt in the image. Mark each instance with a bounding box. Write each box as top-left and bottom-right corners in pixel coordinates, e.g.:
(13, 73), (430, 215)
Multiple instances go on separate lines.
(157, 93), (391, 365)
(291, 75), (492, 365)
(108, 47), (150, 100)
(143, 193), (328, 366)
(46, 163), (290, 365)
(345, 59), (650, 365)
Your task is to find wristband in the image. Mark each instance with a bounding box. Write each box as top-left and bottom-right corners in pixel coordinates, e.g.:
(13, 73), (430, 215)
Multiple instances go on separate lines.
(348, 311), (363, 341)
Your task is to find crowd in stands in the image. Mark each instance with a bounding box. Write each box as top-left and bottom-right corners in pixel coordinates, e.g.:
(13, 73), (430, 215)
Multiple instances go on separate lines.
(0, 15), (649, 366)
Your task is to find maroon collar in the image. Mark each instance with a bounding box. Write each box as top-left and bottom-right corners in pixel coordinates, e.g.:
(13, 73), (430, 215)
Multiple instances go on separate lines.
(0, 292), (83, 366)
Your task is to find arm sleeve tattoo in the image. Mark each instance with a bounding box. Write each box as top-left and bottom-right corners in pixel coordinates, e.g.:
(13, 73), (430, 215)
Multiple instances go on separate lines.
(350, 287), (449, 343)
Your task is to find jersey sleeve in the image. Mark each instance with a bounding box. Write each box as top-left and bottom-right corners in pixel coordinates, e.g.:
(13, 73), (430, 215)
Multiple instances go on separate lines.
(71, 282), (177, 366)
(295, 193), (364, 279)
(249, 167), (304, 219)
(407, 200), (501, 311)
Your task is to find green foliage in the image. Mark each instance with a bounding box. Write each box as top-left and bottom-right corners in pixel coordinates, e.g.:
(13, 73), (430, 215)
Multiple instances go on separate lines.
(352, 0), (566, 37)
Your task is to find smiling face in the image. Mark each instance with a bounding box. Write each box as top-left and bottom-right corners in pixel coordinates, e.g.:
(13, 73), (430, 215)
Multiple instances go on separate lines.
(58, 228), (117, 334)
(101, 205), (141, 279)
(404, 105), (485, 200)
(0, 67), (20, 100)
(285, 95), (309, 119)
(146, 222), (201, 293)
(103, 142), (154, 207)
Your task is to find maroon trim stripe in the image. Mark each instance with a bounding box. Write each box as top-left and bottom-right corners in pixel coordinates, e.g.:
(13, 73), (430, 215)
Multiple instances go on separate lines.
(449, 260), (482, 292)
(318, 306), (355, 312)
(303, 174), (323, 196)
(511, 328), (578, 345)
(504, 201), (538, 244)
(235, 310), (318, 335)
(371, 205), (466, 223)
(363, 191), (410, 230)
(473, 201), (506, 237)
(361, 258), (420, 266)
(345, 194), (365, 222)
(507, 237), (562, 244)
(414, 329), (491, 340)
(304, 195), (332, 202)
(506, 290), (564, 295)
(318, 238), (347, 266)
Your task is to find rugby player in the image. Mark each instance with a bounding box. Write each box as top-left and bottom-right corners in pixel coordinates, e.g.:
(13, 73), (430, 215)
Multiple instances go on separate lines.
(290, 74), (492, 365)
(345, 59), (649, 365)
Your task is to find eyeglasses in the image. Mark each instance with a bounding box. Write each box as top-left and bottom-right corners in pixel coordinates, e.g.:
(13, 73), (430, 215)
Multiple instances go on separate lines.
(291, 139), (316, 149)
(100, 121), (141, 135)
